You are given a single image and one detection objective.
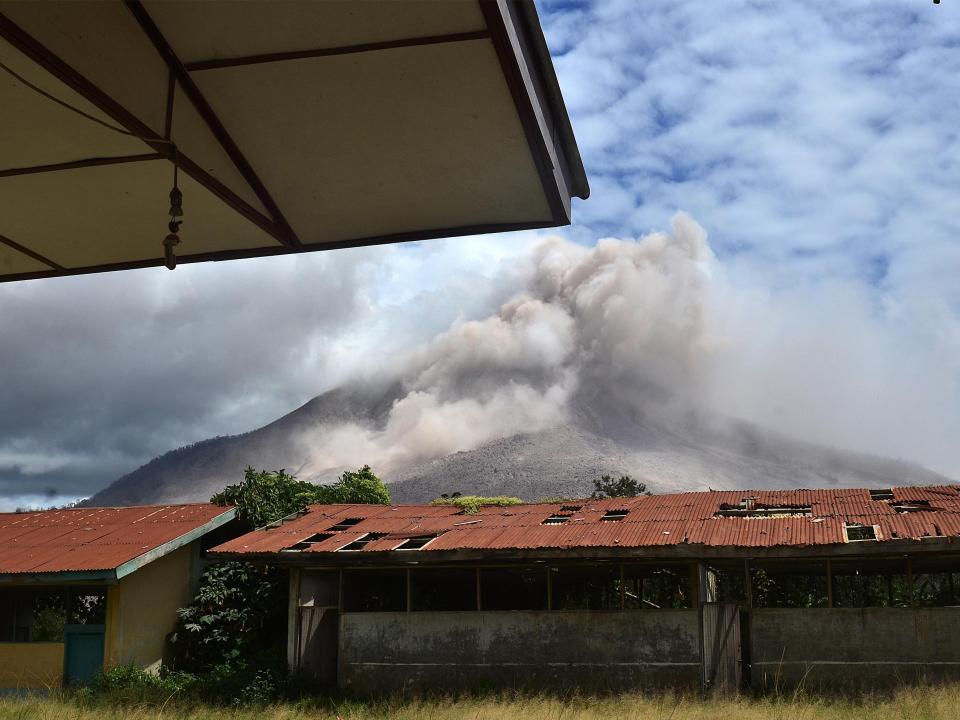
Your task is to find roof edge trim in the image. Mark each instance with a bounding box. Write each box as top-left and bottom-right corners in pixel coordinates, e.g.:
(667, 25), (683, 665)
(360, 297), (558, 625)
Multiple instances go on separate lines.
(115, 506), (236, 580)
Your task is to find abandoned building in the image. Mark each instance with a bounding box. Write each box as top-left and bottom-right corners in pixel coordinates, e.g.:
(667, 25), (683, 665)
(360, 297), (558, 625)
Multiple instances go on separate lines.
(213, 485), (960, 693)
(0, 503), (236, 691)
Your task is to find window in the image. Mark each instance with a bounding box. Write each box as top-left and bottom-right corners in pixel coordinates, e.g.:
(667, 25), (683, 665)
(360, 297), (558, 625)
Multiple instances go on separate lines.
(832, 558), (911, 607)
(283, 532), (332, 551)
(550, 565), (620, 610)
(542, 515), (570, 525)
(623, 565), (691, 609)
(338, 532), (385, 551)
(750, 560), (828, 608)
(869, 489), (894, 501)
(411, 568), (477, 611)
(342, 570), (406, 611)
(912, 556), (960, 607)
(327, 517), (362, 532)
(69, 593), (106, 625)
(395, 535), (437, 550)
(560, 505), (582, 512)
(480, 567), (547, 610)
(601, 509), (629, 521)
(845, 524), (877, 542)
(715, 504), (812, 518)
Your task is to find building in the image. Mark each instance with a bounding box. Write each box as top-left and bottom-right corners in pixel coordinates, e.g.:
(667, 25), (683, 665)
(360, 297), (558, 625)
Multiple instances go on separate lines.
(0, 503), (236, 692)
(212, 486), (960, 693)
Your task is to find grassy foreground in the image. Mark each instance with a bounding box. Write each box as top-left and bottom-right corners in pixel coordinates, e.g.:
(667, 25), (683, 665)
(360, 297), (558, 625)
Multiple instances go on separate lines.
(2, 686), (960, 720)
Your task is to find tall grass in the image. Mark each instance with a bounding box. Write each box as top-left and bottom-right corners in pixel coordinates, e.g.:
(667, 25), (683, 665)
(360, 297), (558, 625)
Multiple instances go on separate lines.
(1, 685), (959, 720)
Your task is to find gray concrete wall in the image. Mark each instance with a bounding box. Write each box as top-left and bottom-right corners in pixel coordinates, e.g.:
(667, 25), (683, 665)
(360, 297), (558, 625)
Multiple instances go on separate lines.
(751, 608), (960, 690)
(339, 610), (701, 693)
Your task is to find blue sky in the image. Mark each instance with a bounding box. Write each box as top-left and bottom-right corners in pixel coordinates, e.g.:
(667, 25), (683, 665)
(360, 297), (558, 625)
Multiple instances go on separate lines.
(0, 0), (958, 508)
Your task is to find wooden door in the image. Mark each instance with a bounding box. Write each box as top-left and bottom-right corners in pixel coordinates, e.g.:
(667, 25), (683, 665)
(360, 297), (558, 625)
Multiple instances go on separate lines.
(701, 602), (742, 694)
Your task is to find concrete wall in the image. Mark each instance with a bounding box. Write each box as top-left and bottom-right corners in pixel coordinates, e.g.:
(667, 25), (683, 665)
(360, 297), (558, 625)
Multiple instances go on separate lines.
(0, 643), (63, 690)
(751, 608), (960, 690)
(339, 610), (701, 693)
(104, 544), (195, 672)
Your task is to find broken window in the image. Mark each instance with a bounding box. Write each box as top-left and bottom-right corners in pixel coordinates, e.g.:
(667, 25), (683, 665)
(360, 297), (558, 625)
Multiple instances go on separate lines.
(342, 569), (406, 612)
(845, 524), (877, 542)
(411, 568), (477, 611)
(560, 505), (582, 512)
(327, 517), (363, 532)
(623, 564), (692, 609)
(832, 558), (911, 608)
(704, 562), (749, 603)
(480, 567), (547, 610)
(338, 532), (386, 551)
(542, 514), (570, 525)
(892, 500), (932, 513)
(869, 488), (894, 500)
(284, 532), (333, 551)
(550, 564), (620, 610)
(69, 593), (106, 625)
(601, 509), (629, 521)
(395, 535), (436, 550)
(910, 556), (960, 607)
(750, 560), (828, 608)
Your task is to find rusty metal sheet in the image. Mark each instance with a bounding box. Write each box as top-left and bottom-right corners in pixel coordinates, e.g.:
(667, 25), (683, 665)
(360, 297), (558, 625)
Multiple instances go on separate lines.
(0, 503), (232, 574)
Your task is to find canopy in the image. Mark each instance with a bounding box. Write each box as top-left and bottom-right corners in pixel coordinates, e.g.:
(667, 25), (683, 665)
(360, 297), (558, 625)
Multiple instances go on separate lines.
(0, 1), (588, 282)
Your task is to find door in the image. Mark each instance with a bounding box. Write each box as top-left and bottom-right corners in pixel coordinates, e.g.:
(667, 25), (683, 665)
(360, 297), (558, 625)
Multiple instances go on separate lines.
(63, 624), (105, 686)
(701, 603), (742, 694)
(296, 571), (340, 685)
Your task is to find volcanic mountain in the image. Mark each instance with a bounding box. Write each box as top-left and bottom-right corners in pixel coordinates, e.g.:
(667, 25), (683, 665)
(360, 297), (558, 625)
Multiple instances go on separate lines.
(86, 382), (951, 507)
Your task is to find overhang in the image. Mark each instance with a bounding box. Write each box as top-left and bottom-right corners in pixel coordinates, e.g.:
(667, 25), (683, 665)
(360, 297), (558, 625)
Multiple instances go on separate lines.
(0, 0), (589, 283)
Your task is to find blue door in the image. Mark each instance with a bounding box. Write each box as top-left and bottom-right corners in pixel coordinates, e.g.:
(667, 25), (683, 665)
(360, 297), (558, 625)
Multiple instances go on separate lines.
(63, 624), (105, 686)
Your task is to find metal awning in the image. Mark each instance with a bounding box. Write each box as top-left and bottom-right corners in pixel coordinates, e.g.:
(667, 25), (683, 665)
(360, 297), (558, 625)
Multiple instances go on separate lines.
(0, 0), (588, 283)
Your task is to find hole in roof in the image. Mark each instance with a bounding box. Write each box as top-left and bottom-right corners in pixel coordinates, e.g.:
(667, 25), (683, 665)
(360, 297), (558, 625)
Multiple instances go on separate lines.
(338, 532), (386, 551)
(869, 489), (894, 500)
(893, 500), (932, 513)
(845, 524), (877, 542)
(395, 535), (436, 550)
(714, 505), (812, 518)
(601, 510), (629, 521)
(542, 515), (570, 525)
(560, 505), (582, 512)
(328, 517), (363, 532)
(283, 532), (332, 551)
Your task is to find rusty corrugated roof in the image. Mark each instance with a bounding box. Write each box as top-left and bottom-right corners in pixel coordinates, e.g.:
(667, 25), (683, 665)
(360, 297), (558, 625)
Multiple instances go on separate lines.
(211, 485), (960, 557)
(0, 503), (234, 575)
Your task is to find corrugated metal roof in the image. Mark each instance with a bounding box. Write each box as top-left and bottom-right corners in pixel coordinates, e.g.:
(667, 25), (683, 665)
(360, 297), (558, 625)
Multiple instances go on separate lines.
(212, 485), (960, 557)
(0, 503), (234, 575)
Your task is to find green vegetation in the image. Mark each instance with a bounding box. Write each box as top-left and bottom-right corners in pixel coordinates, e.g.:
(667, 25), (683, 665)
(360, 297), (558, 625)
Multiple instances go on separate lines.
(431, 495), (523, 514)
(212, 465), (391, 529)
(590, 474), (648, 499)
(7, 685), (960, 720)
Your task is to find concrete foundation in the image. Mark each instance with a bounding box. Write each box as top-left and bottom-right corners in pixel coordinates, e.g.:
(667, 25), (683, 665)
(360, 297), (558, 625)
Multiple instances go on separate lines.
(339, 610), (702, 693)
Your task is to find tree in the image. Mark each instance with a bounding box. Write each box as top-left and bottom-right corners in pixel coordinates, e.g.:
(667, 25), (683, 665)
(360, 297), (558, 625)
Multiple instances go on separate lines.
(591, 474), (647, 499)
(211, 465), (390, 529)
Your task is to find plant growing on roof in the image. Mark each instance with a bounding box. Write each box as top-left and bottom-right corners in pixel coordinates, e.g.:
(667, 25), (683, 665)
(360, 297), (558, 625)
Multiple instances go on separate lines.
(590, 474), (649, 499)
(211, 465), (390, 529)
(430, 495), (523, 514)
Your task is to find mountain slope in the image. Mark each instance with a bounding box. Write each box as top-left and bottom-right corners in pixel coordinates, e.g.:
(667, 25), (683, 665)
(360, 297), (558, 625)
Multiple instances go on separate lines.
(87, 384), (952, 506)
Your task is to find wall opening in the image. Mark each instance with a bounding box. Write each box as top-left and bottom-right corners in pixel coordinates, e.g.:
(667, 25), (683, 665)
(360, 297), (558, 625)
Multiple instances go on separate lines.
(411, 568), (477, 611)
(550, 564), (620, 610)
(342, 570), (406, 612)
(480, 567), (547, 610)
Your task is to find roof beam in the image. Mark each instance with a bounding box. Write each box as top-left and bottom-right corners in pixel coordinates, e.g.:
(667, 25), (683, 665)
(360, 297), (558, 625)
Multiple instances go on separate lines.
(0, 10), (289, 248)
(0, 232), (64, 271)
(0, 153), (164, 178)
(183, 30), (493, 72)
(124, 0), (302, 247)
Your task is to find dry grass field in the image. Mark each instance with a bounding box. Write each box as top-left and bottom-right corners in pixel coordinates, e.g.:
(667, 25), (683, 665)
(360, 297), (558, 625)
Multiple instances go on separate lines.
(2, 686), (960, 720)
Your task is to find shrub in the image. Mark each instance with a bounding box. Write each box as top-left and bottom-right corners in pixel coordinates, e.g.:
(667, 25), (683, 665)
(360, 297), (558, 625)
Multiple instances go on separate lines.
(431, 495), (523, 514)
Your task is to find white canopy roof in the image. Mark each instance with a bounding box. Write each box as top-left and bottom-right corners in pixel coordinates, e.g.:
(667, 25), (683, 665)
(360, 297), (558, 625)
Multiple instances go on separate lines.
(0, 0), (587, 282)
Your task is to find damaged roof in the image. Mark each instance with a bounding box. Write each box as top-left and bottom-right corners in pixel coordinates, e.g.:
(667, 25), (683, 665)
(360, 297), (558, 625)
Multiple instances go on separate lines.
(0, 503), (235, 578)
(211, 485), (960, 558)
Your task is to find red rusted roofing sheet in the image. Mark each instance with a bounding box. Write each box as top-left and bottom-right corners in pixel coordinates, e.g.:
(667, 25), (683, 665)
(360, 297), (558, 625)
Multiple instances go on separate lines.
(211, 485), (960, 557)
(0, 503), (233, 574)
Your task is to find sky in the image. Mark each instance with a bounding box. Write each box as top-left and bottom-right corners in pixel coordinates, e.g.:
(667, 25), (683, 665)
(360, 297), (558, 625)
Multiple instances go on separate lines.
(2, 0), (959, 510)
